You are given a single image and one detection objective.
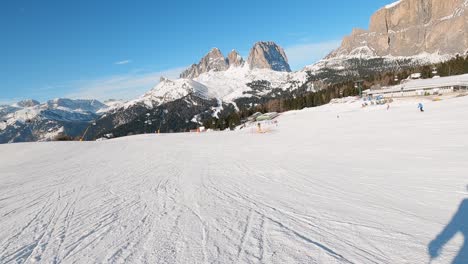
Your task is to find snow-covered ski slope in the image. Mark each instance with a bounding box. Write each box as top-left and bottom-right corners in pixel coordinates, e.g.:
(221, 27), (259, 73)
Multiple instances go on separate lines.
(1, 95), (467, 263)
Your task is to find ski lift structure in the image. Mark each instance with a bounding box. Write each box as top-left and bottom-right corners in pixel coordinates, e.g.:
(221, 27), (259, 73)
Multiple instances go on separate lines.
(80, 121), (96, 141)
(354, 80), (364, 98)
(156, 111), (167, 134)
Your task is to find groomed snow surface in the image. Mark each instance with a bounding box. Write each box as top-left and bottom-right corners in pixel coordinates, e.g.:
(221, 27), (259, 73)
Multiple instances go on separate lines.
(1, 96), (467, 263)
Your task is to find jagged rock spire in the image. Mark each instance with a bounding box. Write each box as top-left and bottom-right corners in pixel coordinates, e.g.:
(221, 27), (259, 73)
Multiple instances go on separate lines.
(247, 41), (291, 72)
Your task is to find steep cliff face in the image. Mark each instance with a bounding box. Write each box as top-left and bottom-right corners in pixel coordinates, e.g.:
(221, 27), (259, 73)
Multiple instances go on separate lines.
(329, 0), (468, 58)
(180, 49), (248, 79)
(246, 41), (291, 72)
(227, 50), (245, 68)
(180, 42), (291, 79)
(180, 48), (229, 79)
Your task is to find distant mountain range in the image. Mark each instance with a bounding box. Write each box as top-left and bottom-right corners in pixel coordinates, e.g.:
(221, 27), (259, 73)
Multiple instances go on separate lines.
(84, 41), (308, 139)
(2, 0), (467, 143)
(0, 99), (107, 143)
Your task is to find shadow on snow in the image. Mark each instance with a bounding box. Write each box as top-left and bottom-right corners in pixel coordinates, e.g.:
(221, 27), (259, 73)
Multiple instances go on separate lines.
(429, 198), (468, 264)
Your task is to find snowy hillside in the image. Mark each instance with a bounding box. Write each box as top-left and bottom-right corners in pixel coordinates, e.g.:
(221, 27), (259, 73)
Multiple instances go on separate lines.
(194, 66), (308, 102)
(115, 65), (309, 111)
(114, 78), (212, 111)
(1, 95), (467, 263)
(304, 53), (452, 78)
(0, 99), (107, 143)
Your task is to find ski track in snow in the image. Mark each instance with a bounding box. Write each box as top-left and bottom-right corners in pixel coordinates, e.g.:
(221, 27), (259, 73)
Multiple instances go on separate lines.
(1, 96), (468, 263)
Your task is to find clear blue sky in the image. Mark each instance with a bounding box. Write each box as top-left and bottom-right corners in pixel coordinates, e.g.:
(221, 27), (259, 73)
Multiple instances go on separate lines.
(1, 0), (394, 103)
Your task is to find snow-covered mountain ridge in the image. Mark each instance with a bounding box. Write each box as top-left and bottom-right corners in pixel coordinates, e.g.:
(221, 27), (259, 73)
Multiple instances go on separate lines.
(194, 67), (308, 102)
(0, 99), (107, 143)
(103, 42), (301, 113)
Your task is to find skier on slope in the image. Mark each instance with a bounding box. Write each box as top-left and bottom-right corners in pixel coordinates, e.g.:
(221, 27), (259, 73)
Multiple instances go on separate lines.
(418, 103), (424, 112)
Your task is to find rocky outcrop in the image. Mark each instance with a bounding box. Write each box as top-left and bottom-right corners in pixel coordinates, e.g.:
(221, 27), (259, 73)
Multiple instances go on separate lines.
(227, 50), (245, 68)
(181, 42), (291, 79)
(16, 99), (40, 108)
(328, 0), (468, 58)
(247, 41), (291, 72)
(180, 48), (229, 79)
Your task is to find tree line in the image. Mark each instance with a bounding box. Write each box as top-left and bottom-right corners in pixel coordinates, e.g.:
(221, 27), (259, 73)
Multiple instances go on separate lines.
(202, 54), (468, 131)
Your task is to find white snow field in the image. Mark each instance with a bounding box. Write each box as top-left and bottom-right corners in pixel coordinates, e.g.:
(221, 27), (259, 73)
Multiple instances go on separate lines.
(1, 95), (467, 264)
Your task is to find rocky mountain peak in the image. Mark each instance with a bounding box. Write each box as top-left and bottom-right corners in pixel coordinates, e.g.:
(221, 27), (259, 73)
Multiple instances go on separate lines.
(180, 42), (291, 79)
(328, 0), (468, 58)
(227, 50), (245, 68)
(180, 48), (229, 79)
(16, 99), (40, 108)
(207, 47), (223, 58)
(247, 41), (291, 72)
